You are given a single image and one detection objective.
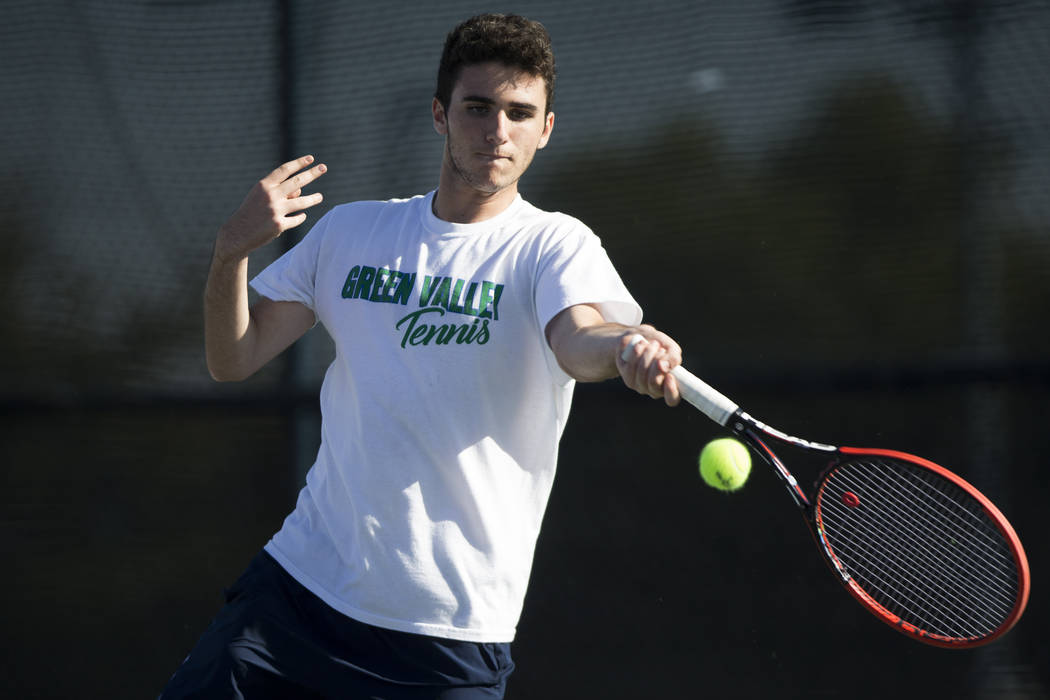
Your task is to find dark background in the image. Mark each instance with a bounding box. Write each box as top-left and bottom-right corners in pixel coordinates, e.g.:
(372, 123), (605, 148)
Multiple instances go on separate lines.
(2, 1), (1047, 698)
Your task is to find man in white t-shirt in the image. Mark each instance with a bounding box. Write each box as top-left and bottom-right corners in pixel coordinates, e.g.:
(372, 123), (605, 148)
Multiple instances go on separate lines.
(161, 13), (682, 700)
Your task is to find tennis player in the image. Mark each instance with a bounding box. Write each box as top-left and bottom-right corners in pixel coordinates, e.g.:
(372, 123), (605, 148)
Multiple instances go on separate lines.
(160, 13), (681, 699)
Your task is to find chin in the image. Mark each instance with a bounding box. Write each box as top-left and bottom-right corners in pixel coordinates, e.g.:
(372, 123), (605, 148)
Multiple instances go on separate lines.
(469, 174), (514, 195)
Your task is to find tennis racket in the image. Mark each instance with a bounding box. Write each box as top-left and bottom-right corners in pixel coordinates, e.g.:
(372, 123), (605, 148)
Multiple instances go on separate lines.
(623, 335), (1030, 648)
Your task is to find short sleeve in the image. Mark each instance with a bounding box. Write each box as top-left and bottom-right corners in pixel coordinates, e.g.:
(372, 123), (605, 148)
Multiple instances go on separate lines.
(534, 222), (642, 333)
(249, 211), (332, 311)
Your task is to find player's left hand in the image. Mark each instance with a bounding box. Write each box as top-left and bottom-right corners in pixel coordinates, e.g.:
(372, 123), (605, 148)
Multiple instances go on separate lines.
(616, 327), (682, 406)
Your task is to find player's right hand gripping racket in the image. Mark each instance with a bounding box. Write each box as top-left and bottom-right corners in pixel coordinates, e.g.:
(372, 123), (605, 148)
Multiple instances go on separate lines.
(624, 335), (1030, 648)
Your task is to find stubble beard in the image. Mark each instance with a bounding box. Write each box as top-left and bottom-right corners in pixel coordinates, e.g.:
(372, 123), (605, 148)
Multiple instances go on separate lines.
(444, 134), (524, 196)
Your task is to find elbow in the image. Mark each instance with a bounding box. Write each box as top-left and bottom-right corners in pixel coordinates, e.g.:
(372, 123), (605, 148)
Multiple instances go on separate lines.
(206, 356), (253, 383)
(209, 369), (243, 383)
(208, 367), (244, 383)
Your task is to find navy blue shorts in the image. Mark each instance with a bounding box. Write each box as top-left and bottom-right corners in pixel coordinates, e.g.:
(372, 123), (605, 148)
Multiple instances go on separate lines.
(158, 551), (515, 699)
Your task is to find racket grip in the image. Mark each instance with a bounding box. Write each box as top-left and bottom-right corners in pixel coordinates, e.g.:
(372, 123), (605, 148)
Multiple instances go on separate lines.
(670, 365), (738, 426)
(621, 334), (739, 426)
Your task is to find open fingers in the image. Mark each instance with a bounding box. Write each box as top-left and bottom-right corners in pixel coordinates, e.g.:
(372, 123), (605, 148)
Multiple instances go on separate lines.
(278, 162), (327, 196)
(285, 191), (324, 217)
(266, 155), (317, 185)
(262, 155), (328, 196)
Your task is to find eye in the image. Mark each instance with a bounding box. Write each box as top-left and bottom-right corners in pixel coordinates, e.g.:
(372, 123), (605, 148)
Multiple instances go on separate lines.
(509, 109), (535, 121)
(466, 104), (489, 115)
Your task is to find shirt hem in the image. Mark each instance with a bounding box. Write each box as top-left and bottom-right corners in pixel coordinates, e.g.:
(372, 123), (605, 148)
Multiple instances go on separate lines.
(262, 541), (517, 644)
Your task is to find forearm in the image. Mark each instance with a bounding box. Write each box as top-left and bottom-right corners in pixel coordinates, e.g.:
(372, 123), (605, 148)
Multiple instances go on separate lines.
(203, 155), (327, 381)
(547, 304), (682, 405)
(549, 318), (628, 383)
(203, 246), (255, 381)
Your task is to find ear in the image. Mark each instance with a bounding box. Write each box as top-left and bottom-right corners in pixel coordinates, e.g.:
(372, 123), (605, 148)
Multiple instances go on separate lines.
(537, 111), (555, 150)
(433, 98), (448, 136)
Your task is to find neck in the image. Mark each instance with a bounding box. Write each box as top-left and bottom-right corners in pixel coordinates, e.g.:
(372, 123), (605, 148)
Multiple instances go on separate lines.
(432, 170), (519, 224)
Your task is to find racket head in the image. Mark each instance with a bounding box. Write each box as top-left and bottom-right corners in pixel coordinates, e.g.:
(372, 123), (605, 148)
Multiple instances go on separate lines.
(813, 447), (1030, 648)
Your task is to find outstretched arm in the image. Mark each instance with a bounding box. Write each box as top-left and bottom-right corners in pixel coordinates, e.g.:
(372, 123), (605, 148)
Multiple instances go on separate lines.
(545, 304), (682, 406)
(204, 155), (327, 382)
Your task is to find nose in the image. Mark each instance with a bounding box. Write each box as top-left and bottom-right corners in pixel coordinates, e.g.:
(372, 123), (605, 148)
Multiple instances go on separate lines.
(486, 111), (509, 144)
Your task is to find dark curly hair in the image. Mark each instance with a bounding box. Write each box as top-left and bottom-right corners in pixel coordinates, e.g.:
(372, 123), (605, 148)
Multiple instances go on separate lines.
(435, 14), (556, 114)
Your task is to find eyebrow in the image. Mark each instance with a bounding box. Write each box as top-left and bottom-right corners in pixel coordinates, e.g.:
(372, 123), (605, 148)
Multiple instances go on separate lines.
(460, 95), (539, 113)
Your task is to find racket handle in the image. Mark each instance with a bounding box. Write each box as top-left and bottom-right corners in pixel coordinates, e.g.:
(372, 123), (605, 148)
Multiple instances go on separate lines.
(622, 334), (739, 426)
(672, 365), (738, 426)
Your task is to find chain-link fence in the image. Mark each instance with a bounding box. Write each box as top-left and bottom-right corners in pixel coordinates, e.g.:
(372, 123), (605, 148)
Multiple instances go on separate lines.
(2, 1), (1047, 697)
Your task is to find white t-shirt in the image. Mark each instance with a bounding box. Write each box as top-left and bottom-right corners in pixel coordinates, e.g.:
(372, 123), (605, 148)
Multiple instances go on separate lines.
(250, 191), (641, 642)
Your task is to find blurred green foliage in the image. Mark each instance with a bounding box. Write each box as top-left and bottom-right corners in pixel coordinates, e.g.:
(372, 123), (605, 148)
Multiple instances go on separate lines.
(538, 73), (1048, 370)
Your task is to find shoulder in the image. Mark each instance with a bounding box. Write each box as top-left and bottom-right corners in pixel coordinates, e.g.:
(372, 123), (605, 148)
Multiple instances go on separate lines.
(515, 198), (588, 230)
(311, 195), (429, 243)
(512, 199), (598, 248)
(300, 195), (428, 261)
(326, 194), (428, 222)
(508, 199), (609, 265)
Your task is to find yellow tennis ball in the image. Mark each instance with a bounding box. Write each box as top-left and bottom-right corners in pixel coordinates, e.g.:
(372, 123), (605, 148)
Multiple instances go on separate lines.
(699, 438), (751, 492)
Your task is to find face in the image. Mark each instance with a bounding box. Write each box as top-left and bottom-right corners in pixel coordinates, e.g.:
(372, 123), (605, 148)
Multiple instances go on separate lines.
(433, 61), (555, 198)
